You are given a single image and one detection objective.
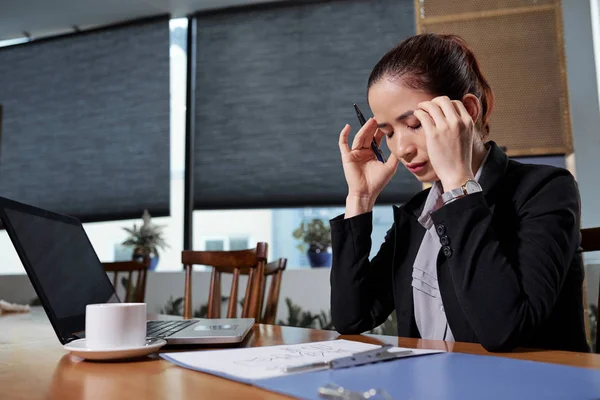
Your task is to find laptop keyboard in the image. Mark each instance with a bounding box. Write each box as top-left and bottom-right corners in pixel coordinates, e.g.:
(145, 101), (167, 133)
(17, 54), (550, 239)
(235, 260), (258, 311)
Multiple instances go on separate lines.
(146, 320), (197, 338)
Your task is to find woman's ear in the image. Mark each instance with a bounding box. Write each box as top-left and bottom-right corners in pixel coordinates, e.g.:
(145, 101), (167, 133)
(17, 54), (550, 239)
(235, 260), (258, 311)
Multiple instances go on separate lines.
(462, 94), (481, 124)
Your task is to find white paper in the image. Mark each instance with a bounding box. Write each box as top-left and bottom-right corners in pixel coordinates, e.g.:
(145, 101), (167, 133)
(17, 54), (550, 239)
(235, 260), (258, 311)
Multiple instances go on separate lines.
(162, 339), (443, 381)
(0, 299), (30, 313)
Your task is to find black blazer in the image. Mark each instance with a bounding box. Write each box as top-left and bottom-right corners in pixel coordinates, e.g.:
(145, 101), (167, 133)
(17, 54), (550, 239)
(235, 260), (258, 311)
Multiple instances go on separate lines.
(330, 141), (589, 353)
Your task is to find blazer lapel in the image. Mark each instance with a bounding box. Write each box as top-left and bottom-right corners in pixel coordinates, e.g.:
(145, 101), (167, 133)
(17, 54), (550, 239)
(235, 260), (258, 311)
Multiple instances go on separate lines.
(436, 140), (510, 342)
(392, 141), (509, 341)
(392, 203), (425, 338)
(478, 141), (509, 208)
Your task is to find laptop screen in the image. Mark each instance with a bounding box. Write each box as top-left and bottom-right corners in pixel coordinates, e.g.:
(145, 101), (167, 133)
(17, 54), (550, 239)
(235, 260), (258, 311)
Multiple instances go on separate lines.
(0, 199), (118, 342)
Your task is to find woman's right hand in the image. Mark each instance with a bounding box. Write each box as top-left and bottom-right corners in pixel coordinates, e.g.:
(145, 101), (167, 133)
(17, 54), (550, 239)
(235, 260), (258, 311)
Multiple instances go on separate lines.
(339, 118), (400, 218)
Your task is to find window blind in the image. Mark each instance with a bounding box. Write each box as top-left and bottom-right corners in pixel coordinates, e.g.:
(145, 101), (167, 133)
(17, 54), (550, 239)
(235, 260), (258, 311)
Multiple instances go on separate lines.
(0, 17), (170, 222)
(192, 0), (420, 209)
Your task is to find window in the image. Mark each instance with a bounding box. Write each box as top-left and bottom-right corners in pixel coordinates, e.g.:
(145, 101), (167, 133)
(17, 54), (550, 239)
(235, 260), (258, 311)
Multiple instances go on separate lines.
(0, 16), (400, 274)
(205, 239), (225, 251)
(193, 205), (395, 269)
(0, 18), (187, 274)
(81, 18), (188, 273)
(230, 237), (250, 251)
(199, 236), (250, 252)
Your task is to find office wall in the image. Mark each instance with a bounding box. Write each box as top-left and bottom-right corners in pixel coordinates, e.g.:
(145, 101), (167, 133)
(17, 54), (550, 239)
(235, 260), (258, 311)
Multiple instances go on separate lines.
(0, 269), (332, 323)
(563, 0), (600, 233)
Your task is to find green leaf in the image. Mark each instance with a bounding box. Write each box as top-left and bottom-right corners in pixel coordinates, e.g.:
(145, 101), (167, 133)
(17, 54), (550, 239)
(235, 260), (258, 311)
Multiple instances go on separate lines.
(121, 210), (169, 256)
(292, 218), (331, 249)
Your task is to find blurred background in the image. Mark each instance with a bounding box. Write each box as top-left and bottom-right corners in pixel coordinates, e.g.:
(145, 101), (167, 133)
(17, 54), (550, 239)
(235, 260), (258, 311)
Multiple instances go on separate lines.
(0, 0), (598, 345)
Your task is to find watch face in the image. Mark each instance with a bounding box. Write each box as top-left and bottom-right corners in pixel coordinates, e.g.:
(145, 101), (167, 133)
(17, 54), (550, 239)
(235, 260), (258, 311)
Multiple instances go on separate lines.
(465, 180), (482, 193)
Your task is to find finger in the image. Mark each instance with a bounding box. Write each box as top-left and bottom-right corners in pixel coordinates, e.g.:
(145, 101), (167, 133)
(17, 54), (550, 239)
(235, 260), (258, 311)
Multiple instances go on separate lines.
(453, 100), (474, 127)
(385, 153), (400, 171)
(413, 109), (436, 133)
(338, 124), (351, 155)
(351, 118), (378, 150)
(432, 96), (460, 123)
(352, 118), (377, 150)
(417, 101), (445, 127)
(374, 128), (385, 147)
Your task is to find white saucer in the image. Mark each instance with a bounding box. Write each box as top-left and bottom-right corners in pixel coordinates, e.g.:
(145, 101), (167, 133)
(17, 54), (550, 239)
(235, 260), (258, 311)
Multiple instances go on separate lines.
(63, 337), (167, 361)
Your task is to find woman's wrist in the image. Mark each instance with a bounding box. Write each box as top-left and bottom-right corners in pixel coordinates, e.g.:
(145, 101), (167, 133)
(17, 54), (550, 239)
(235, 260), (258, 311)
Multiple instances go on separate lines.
(441, 172), (475, 193)
(345, 194), (376, 219)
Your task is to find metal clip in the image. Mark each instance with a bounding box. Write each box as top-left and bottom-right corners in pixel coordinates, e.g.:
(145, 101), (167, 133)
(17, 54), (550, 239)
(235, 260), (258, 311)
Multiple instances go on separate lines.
(331, 345), (413, 369)
(318, 383), (393, 400)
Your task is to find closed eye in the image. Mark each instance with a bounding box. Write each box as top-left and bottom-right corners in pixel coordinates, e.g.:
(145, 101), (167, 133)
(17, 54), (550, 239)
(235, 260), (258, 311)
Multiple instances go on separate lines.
(385, 124), (422, 139)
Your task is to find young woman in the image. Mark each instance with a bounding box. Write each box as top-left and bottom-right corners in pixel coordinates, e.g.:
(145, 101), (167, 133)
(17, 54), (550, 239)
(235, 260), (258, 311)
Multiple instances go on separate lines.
(330, 33), (589, 353)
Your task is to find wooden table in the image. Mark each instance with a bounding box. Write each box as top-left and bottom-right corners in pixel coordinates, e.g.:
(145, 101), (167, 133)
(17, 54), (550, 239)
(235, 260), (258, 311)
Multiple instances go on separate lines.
(1, 309), (599, 400)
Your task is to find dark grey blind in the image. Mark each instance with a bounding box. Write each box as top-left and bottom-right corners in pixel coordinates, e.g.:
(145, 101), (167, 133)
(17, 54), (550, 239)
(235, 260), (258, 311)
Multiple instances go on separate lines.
(193, 0), (419, 210)
(0, 18), (170, 222)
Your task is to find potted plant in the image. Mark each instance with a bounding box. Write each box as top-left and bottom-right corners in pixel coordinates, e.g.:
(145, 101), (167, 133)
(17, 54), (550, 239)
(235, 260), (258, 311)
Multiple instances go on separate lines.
(122, 210), (169, 271)
(292, 218), (332, 268)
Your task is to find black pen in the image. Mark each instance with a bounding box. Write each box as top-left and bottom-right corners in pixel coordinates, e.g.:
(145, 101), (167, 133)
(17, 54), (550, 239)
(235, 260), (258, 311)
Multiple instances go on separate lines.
(353, 103), (386, 163)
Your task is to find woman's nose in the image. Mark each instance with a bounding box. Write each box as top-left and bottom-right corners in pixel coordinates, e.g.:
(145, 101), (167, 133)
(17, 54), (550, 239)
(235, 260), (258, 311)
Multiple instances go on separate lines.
(395, 134), (417, 161)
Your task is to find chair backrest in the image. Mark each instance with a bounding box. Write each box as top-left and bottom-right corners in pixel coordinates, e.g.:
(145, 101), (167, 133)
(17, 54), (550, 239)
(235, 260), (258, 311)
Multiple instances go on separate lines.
(102, 259), (150, 303)
(581, 228), (600, 253)
(261, 258), (287, 324)
(181, 242), (268, 320)
(580, 227), (600, 353)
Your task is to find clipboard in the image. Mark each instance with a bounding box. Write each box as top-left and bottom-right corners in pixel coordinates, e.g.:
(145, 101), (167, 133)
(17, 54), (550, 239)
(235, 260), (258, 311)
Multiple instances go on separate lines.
(161, 339), (600, 399)
(254, 352), (600, 400)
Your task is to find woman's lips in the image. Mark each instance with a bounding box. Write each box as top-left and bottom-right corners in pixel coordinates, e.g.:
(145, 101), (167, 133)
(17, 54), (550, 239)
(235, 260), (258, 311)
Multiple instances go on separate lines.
(406, 161), (427, 173)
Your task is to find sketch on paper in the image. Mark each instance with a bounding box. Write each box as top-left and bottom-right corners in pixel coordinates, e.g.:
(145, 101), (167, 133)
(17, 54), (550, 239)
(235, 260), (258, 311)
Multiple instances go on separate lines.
(233, 343), (352, 369)
(162, 339), (444, 381)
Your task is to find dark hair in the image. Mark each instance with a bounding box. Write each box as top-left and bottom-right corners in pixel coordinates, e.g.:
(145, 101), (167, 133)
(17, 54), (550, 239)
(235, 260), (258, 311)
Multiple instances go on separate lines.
(368, 33), (494, 137)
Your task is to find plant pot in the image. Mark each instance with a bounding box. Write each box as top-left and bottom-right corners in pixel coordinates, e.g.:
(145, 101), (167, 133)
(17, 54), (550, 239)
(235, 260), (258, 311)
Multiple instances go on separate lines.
(307, 249), (332, 268)
(132, 248), (159, 271)
(148, 256), (159, 271)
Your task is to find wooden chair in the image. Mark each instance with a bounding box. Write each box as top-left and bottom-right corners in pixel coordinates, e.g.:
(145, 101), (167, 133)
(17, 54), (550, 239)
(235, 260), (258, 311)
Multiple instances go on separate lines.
(580, 227), (600, 353)
(102, 258), (150, 303)
(260, 258), (287, 324)
(181, 243), (268, 320)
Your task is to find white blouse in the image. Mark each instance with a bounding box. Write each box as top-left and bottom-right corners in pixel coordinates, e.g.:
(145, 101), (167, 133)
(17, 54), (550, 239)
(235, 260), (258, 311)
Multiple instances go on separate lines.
(411, 150), (490, 341)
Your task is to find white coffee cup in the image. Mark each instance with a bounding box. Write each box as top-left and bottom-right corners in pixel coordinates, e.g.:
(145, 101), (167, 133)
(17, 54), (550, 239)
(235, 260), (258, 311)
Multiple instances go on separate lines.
(85, 303), (147, 350)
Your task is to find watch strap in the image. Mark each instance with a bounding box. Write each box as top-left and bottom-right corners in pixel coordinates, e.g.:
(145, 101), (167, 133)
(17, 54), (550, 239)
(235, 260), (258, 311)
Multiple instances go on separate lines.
(441, 179), (483, 205)
(441, 186), (466, 204)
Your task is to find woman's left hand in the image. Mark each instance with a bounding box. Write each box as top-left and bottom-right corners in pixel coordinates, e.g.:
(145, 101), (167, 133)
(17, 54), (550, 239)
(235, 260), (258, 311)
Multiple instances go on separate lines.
(413, 96), (475, 191)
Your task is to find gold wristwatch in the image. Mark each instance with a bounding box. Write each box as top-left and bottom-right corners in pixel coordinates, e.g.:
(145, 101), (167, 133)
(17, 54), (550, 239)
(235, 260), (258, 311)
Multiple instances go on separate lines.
(441, 179), (482, 205)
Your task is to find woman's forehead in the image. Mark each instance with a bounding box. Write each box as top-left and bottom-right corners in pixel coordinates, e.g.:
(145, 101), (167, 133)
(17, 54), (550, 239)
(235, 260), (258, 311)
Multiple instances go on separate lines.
(368, 79), (433, 115)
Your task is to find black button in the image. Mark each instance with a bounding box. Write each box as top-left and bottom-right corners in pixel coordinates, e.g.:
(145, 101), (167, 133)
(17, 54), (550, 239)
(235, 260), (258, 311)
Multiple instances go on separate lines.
(440, 235), (450, 246)
(442, 246), (453, 258)
(436, 224), (446, 236)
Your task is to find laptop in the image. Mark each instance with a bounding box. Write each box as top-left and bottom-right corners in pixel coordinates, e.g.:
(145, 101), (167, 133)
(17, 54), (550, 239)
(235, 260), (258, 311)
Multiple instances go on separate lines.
(0, 196), (254, 345)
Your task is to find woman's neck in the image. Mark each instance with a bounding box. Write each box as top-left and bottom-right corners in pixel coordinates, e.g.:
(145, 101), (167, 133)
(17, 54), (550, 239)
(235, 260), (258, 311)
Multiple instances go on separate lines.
(471, 139), (489, 177)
